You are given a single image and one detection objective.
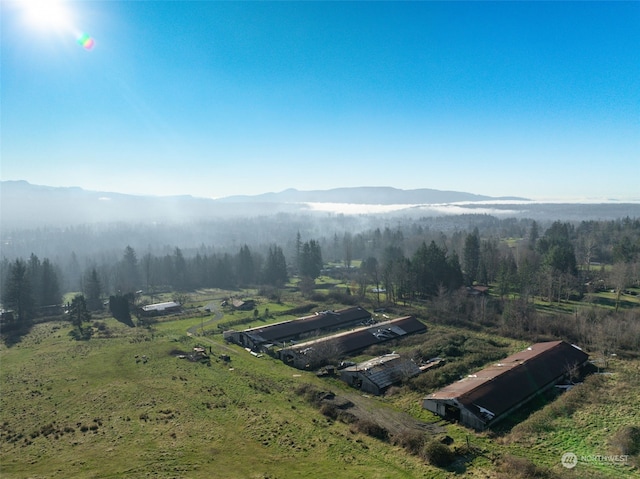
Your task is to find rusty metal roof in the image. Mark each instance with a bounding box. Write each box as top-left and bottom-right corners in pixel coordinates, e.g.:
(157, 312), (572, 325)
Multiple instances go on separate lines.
(425, 341), (588, 421)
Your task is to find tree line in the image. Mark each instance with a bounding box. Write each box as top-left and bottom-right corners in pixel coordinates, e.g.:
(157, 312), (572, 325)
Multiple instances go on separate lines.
(2, 218), (639, 328)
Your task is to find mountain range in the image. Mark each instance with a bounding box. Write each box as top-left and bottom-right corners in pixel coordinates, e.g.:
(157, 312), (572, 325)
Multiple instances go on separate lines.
(0, 181), (527, 227)
(2, 180), (639, 230)
(216, 186), (526, 204)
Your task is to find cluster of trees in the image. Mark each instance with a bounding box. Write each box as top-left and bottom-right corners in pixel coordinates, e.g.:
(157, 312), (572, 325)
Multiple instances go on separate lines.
(355, 241), (463, 304)
(1, 254), (62, 326)
(456, 220), (639, 309)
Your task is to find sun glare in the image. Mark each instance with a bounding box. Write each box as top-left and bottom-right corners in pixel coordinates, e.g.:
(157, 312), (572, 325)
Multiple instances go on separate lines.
(20, 0), (73, 32)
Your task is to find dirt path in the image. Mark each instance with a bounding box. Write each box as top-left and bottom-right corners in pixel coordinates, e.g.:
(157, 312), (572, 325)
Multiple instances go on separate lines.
(321, 389), (444, 437)
(185, 304), (237, 354)
(186, 302), (224, 336)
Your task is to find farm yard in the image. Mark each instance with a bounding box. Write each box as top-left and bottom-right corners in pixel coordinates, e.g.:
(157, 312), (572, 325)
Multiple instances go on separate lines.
(1, 284), (639, 478)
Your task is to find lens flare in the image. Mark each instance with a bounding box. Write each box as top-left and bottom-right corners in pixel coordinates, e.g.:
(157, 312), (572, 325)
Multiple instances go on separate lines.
(77, 33), (95, 50)
(20, 0), (73, 31)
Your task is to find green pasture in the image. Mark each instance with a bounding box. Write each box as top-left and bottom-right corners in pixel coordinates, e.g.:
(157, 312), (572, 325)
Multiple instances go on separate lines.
(2, 290), (639, 478)
(1, 320), (438, 479)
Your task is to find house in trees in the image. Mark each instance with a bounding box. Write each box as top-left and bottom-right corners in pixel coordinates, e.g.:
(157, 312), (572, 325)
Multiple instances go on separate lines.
(422, 341), (589, 430)
(230, 299), (256, 311)
(466, 285), (489, 296)
(339, 353), (422, 395)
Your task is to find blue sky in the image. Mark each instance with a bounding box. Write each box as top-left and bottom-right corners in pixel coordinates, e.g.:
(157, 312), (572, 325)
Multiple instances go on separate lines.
(1, 1), (639, 200)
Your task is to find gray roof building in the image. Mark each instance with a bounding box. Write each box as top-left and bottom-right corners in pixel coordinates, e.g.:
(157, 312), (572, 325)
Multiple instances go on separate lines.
(340, 354), (421, 395)
(226, 306), (372, 351)
(279, 315), (426, 369)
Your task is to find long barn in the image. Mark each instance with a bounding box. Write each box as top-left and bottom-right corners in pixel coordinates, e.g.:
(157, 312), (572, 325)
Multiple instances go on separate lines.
(224, 306), (371, 351)
(279, 315), (426, 369)
(422, 340), (589, 430)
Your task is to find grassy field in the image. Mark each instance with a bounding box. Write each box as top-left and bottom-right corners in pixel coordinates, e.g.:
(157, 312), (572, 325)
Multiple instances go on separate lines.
(1, 299), (639, 478)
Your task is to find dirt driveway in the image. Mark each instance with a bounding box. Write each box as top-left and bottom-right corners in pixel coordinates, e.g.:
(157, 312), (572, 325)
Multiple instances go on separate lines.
(320, 389), (444, 437)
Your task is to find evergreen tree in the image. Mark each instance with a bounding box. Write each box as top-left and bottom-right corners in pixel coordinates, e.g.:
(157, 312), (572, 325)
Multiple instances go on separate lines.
(300, 240), (323, 279)
(27, 254), (43, 308)
(447, 251), (464, 290)
(528, 220), (539, 250)
(538, 222), (577, 275)
(69, 294), (92, 340)
(295, 231), (302, 274)
(173, 247), (188, 290)
(84, 268), (103, 311)
(463, 229), (481, 285)
(2, 259), (34, 325)
(117, 246), (140, 293)
(412, 241), (462, 298)
(40, 258), (61, 306)
(343, 233), (353, 269)
(237, 244), (255, 286)
(69, 294), (91, 329)
(263, 246), (288, 286)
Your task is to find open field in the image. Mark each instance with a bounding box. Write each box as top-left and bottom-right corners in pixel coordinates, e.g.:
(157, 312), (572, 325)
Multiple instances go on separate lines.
(1, 295), (639, 478)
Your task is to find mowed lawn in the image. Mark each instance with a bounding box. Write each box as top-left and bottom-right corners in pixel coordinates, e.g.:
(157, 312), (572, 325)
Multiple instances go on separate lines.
(0, 320), (434, 479)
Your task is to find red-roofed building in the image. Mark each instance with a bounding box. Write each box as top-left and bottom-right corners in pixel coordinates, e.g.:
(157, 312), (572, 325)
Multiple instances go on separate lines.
(422, 340), (589, 430)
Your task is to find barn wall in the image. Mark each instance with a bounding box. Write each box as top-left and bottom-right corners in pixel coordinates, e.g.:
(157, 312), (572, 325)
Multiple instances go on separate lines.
(460, 409), (486, 430)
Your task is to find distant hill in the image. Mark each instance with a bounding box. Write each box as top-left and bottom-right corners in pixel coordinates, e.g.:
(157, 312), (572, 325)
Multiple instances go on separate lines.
(217, 186), (528, 205)
(0, 181), (528, 229)
(4, 181), (639, 230)
(0, 180), (307, 228)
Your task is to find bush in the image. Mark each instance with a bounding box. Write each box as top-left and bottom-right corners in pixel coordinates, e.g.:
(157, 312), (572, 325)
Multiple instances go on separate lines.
(293, 383), (325, 407)
(610, 425), (640, 456)
(351, 419), (388, 441)
(68, 327), (93, 341)
(319, 403), (338, 420)
(422, 440), (454, 467)
(392, 430), (425, 455)
(496, 454), (552, 479)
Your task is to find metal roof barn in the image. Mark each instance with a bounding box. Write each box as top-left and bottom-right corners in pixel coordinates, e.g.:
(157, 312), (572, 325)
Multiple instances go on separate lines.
(340, 353), (422, 395)
(279, 316), (426, 369)
(422, 340), (589, 430)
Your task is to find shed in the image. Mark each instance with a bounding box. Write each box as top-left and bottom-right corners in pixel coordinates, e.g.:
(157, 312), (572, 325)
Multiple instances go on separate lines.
(340, 354), (421, 395)
(139, 301), (181, 317)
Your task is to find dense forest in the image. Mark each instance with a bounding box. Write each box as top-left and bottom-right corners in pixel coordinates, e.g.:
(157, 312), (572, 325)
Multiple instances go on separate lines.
(2, 217), (639, 349)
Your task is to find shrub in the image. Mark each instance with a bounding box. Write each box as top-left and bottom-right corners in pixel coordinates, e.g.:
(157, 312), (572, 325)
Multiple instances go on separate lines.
(319, 403), (338, 420)
(351, 419), (388, 441)
(293, 383), (325, 407)
(610, 425), (640, 456)
(337, 411), (357, 424)
(422, 440), (454, 467)
(496, 454), (552, 479)
(392, 430), (425, 455)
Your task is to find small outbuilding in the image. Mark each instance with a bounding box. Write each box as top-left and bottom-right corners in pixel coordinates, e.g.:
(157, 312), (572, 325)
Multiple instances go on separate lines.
(340, 354), (421, 395)
(139, 301), (182, 317)
(422, 340), (589, 430)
